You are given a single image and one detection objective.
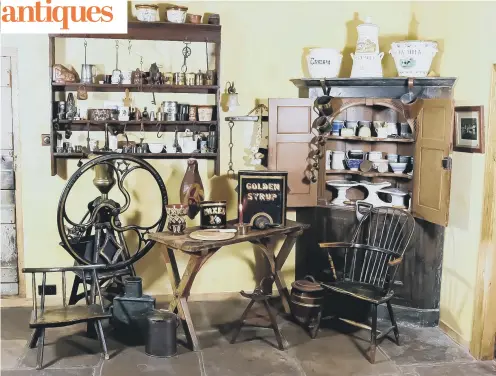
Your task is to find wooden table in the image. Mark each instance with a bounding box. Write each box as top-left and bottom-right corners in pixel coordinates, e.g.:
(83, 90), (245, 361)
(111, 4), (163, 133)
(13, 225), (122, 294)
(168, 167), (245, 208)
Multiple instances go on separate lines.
(147, 219), (309, 351)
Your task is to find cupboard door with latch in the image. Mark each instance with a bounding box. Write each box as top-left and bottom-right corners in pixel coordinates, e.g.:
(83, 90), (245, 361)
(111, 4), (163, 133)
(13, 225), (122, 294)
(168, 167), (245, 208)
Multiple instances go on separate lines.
(268, 98), (318, 207)
(412, 99), (454, 226)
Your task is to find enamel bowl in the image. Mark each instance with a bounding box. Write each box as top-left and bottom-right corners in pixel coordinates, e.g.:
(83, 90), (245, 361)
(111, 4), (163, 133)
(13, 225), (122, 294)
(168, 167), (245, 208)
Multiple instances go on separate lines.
(389, 162), (407, 174)
(148, 143), (164, 153)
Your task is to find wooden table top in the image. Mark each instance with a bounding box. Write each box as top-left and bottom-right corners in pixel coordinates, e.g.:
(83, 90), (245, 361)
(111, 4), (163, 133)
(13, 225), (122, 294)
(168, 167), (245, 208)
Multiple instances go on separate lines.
(148, 219), (310, 253)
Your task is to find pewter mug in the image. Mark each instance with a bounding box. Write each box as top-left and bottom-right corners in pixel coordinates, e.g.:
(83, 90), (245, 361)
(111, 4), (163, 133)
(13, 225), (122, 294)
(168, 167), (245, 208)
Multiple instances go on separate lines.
(81, 64), (97, 84)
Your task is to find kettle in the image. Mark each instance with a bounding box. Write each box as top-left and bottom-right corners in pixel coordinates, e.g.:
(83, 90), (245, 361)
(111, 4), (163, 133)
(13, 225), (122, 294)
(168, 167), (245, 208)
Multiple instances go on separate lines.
(81, 64), (97, 84)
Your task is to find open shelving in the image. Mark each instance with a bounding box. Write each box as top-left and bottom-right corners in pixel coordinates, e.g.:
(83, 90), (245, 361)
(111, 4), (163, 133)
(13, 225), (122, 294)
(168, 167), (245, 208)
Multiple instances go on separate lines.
(49, 21), (221, 176)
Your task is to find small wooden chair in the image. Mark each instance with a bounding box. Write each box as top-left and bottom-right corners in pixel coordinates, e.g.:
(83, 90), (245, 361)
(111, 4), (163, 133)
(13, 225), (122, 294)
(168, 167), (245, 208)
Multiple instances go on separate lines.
(230, 277), (284, 350)
(319, 207), (415, 363)
(23, 265), (112, 370)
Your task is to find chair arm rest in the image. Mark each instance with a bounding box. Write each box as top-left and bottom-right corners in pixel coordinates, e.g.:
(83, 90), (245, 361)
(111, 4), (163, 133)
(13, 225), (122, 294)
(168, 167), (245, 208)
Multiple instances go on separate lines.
(318, 242), (354, 249)
(22, 264), (108, 274)
(388, 257), (403, 266)
(319, 243), (399, 258)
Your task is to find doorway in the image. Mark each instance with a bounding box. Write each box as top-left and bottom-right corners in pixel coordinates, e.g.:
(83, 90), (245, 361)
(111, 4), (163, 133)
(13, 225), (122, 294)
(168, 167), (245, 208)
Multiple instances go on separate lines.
(1, 48), (22, 297)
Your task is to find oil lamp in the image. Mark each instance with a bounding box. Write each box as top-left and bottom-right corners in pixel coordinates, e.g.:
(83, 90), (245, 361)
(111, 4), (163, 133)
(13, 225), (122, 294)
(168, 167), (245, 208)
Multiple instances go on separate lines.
(226, 81), (239, 112)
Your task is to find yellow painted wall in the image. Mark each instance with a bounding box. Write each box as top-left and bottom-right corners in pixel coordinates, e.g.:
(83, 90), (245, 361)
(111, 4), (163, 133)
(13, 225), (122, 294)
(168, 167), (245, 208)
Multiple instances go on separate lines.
(411, 1), (496, 344)
(1, 1), (413, 299)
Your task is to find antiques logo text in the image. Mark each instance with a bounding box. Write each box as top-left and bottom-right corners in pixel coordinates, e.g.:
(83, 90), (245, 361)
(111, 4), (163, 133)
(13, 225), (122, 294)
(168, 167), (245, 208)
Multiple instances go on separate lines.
(0, 0), (128, 34)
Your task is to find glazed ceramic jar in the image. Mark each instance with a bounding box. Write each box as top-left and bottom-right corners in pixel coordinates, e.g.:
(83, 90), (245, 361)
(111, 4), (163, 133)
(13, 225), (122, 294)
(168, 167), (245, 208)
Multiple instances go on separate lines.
(390, 41), (438, 77)
(306, 48), (343, 78)
(135, 4), (159, 22)
(356, 17), (379, 54)
(350, 52), (384, 78)
(166, 5), (188, 23)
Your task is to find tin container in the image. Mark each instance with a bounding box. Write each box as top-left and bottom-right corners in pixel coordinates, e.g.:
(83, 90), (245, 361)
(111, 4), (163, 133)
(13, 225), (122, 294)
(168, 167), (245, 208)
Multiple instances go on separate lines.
(195, 72), (204, 85)
(163, 72), (173, 85)
(238, 171), (288, 227)
(205, 70), (215, 85)
(189, 106), (197, 121)
(166, 112), (176, 121)
(198, 105), (213, 121)
(199, 201), (227, 229)
(173, 72), (185, 85)
(185, 72), (196, 86)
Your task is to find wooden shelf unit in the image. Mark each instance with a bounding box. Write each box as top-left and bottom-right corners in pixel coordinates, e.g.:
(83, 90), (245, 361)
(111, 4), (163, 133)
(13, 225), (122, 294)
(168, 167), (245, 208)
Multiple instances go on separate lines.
(325, 135), (414, 143)
(49, 21), (222, 176)
(54, 152), (217, 160)
(52, 83), (219, 94)
(325, 170), (412, 180)
(54, 120), (217, 132)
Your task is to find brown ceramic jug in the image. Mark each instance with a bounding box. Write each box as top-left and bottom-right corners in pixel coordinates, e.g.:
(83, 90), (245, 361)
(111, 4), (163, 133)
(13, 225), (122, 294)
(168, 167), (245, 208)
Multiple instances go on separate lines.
(180, 159), (204, 219)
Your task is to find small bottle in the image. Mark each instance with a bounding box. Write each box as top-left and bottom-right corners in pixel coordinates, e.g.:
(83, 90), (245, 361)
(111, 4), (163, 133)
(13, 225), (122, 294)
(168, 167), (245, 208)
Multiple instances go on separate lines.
(142, 107), (149, 120)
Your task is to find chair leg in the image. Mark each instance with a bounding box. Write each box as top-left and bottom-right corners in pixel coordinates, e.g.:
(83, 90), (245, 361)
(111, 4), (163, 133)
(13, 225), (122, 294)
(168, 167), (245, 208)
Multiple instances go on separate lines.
(367, 304), (378, 364)
(94, 320), (109, 360)
(387, 300), (400, 345)
(29, 328), (41, 349)
(263, 300), (284, 350)
(68, 275), (81, 305)
(36, 328), (45, 370)
(230, 300), (255, 344)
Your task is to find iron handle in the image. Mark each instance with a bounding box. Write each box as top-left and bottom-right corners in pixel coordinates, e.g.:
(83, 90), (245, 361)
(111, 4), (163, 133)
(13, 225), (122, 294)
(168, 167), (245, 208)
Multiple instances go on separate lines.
(442, 157), (452, 170)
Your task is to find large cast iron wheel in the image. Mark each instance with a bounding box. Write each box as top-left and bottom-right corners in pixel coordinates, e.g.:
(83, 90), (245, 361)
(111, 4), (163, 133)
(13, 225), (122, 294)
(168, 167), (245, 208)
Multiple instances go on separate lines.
(57, 154), (168, 270)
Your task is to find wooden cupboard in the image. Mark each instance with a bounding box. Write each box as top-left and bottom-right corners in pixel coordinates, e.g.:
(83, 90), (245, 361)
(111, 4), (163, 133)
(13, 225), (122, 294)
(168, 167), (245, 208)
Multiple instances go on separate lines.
(269, 78), (456, 324)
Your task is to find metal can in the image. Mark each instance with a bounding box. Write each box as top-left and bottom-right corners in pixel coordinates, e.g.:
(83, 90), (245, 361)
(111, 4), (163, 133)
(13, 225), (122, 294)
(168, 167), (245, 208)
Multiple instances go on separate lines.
(199, 201), (227, 229)
(188, 106), (197, 121)
(205, 70), (215, 85)
(173, 72), (185, 85)
(163, 101), (178, 113)
(163, 72), (173, 85)
(185, 72), (196, 86)
(195, 72), (204, 86)
(166, 112), (176, 121)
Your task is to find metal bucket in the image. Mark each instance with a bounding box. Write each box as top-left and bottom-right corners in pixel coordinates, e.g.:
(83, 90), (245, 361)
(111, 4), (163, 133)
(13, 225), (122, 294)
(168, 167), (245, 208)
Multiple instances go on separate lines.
(145, 310), (179, 358)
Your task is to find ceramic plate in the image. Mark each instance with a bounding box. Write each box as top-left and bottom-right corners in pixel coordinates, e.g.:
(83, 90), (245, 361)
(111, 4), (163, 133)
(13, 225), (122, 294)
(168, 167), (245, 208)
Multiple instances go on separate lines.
(189, 230), (236, 241)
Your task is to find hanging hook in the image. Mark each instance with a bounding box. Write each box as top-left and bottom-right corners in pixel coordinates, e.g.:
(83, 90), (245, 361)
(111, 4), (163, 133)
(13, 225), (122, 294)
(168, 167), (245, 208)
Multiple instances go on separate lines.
(156, 123), (163, 138)
(128, 40), (132, 55)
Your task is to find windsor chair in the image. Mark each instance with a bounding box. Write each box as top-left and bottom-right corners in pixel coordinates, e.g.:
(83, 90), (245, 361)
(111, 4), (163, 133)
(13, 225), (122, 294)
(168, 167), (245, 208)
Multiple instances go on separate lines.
(23, 265), (112, 370)
(319, 207), (415, 363)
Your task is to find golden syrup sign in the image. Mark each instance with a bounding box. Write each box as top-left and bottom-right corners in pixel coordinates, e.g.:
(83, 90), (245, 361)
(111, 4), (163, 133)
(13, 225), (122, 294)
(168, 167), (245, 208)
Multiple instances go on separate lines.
(238, 171), (288, 226)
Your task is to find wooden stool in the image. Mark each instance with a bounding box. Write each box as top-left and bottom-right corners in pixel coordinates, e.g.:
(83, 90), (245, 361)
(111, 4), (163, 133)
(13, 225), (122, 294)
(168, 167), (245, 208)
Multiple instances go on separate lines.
(230, 285), (284, 350)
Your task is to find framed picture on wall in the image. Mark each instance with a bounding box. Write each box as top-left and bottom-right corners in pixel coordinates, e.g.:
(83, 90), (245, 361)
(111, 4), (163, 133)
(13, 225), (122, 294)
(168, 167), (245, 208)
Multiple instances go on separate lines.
(453, 105), (485, 153)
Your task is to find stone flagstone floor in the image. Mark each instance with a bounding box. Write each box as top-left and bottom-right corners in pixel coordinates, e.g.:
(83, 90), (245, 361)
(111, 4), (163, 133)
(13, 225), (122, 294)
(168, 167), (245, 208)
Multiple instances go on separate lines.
(1, 299), (495, 376)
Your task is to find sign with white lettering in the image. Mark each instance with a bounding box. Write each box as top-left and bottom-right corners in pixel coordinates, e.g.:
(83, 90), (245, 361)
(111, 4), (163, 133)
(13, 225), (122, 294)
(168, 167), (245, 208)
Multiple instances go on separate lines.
(238, 171), (288, 227)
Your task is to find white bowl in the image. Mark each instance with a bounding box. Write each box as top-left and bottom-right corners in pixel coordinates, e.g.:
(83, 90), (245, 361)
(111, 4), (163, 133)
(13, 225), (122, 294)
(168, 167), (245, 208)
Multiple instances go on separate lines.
(389, 162), (407, 174)
(389, 40), (438, 77)
(148, 143), (164, 153)
(166, 7), (187, 23)
(135, 4), (159, 22)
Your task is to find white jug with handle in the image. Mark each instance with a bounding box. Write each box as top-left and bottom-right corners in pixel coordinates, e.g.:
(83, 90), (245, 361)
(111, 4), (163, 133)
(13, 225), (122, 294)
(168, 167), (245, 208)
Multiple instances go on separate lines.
(181, 129), (197, 153)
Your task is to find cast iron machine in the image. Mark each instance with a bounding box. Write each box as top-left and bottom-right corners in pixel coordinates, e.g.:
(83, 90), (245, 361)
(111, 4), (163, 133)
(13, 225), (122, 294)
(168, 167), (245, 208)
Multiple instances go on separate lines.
(57, 154), (168, 305)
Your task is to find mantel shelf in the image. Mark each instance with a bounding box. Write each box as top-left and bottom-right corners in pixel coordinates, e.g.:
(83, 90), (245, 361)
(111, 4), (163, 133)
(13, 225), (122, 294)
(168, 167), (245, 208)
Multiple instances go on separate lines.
(326, 170), (412, 179)
(325, 135), (414, 143)
(52, 83), (219, 94)
(291, 77), (457, 99)
(291, 77), (457, 88)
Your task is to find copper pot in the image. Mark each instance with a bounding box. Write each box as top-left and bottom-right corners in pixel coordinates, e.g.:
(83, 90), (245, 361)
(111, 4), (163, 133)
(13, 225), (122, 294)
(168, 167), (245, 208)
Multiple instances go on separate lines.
(188, 14), (202, 24)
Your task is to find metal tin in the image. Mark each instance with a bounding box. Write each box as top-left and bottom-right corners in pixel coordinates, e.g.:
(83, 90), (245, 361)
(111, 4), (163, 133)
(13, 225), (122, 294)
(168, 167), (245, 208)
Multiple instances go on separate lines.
(166, 112), (176, 121)
(199, 201), (227, 229)
(185, 72), (196, 86)
(195, 72), (204, 85)
(145, 310), (178, 358)
(205, 70), (215, 85)
(173, 72), (185, 85)
(163, 101), (178, 113)
(189, 106), (197, 121)
(163, 72), (173, 85)
(238, 171), (288, 227)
